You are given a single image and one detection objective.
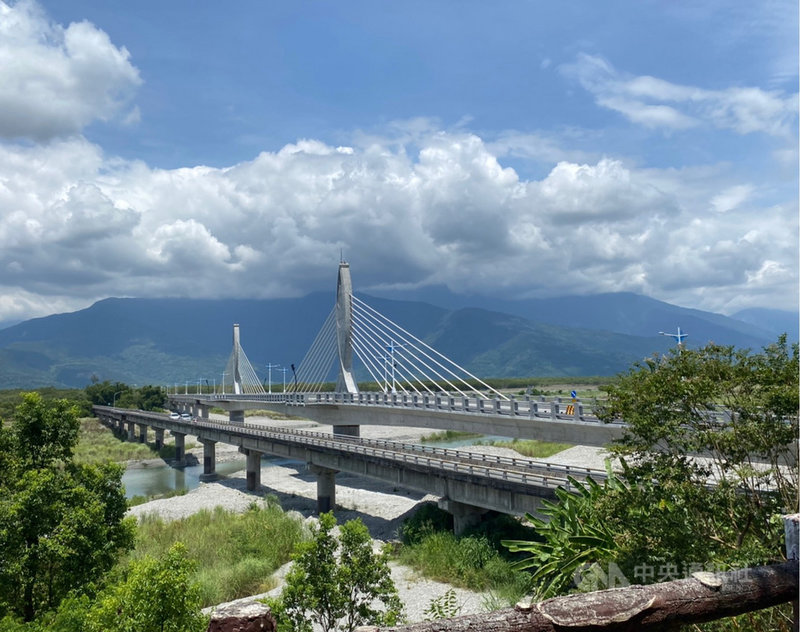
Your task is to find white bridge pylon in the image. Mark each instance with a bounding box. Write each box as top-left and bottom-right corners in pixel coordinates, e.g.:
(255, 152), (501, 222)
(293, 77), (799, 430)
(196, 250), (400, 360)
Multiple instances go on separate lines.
(291, 263), (508, 400)
(223, 323), (265, 395)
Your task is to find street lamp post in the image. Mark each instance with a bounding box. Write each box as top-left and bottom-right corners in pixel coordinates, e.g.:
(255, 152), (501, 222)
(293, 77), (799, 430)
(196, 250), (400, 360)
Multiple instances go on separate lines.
(221, 371), (227, 395)
(276, 367), (289, 393)
(385, 340), (406, 394)
(112, 390), (124, 407)
(265, 363), (280, 394)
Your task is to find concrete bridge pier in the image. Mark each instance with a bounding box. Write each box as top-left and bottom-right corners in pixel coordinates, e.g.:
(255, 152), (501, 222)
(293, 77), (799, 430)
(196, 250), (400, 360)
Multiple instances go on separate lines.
(438, 498), (487, 535)
(137, 424), (148, 443)
(127, 421), (136, 441)
(333, 425), (359, 438)
(154, 428), (164, 450)
(117, 418), (125, 434)
(200, 439), (217, 480)
(310, 465), (338, 513)
(230, 410), (245, 424)
(245, 450), (262, 490)
(198, 404), (210, 420)
(173, 432), (187, 467)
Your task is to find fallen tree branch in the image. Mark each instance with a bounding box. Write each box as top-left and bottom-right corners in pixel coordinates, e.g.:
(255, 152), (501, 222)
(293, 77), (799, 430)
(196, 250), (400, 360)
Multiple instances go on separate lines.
(356, 561), (797, 632)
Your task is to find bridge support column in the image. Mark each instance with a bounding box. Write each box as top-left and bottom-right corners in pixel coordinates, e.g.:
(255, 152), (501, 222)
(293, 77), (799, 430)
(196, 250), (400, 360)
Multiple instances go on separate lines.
(154, 428), (164, 450)
(309, 465), (338, 514)
(117, 418), (125, 434)
(200, 440), (217, 480)
(333, 425), (360, 438)
(127, 422), (136, 441)
(245, 450), (262, 490)
(137, 424), (147, 443)
(230, 410), (245, 424)
(172, 432), (186, 467)
(198, 405), (209, 420)
(438, 499), (487, 535)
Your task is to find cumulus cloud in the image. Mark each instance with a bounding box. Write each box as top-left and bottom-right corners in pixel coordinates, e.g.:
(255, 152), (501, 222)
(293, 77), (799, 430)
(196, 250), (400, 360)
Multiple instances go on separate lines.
(562, 53), (798, 136)
(0, 129), (796, 321)
(0, 4), (795, 322)
(0, 0), (141, 140)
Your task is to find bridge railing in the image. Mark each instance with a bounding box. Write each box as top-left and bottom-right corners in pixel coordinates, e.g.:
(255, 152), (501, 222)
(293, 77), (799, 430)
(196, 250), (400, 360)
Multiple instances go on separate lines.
(94, 406), (604, 491)
(176, 391), (621, 424)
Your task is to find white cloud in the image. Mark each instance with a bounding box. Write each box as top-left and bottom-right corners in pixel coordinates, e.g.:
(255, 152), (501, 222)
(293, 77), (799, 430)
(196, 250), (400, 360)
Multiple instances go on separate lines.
(0, 0), (141, 140)
(562, 53), (798, 137)
(1, 128), (795, 320)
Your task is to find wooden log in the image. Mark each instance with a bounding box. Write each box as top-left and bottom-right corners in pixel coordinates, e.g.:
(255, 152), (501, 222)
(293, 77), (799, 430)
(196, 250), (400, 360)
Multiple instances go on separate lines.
(357, 561), (798, 632)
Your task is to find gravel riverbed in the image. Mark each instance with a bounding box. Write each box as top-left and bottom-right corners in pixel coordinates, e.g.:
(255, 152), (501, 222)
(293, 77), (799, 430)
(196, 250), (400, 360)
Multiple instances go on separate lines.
(129, 415), (611, 623)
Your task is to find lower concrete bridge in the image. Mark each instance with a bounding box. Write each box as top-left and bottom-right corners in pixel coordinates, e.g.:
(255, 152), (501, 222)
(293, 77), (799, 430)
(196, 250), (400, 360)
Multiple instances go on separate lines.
(94, 405), (606, 532)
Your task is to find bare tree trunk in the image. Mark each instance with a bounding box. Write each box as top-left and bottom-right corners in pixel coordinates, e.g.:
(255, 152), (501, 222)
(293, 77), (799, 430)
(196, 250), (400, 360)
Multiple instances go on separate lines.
(356, 561), (797, 632)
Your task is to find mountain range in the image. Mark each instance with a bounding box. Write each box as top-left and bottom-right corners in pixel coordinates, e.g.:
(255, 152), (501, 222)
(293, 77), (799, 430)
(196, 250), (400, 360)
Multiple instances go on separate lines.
(0, 291), (795, 389)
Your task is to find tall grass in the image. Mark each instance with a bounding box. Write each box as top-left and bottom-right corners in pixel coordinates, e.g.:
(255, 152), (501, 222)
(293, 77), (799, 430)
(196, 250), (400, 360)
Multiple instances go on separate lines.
(132, 500), (306, 606)
(475, 438), (571, 459)
(396, 531), (532, 606)
(419, 430), (482, 443)
(395, 505), (536, 607)
(74, 417), (192, 464)
(74, 418), (157, 464)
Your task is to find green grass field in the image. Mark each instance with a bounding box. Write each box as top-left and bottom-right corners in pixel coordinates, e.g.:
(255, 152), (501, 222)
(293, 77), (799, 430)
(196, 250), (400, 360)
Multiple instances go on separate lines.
(132, 500), (306, 606)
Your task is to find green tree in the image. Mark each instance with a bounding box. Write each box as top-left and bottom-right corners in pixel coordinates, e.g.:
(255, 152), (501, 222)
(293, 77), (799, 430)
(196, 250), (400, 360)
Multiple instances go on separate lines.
(133, 385), (167, 411)
(503, 338), (798, 605)
(269, 512), (403, 632)
(84, 381), (130, 408)
(0, 393), (135, 622)
(88, 543), (208, 632)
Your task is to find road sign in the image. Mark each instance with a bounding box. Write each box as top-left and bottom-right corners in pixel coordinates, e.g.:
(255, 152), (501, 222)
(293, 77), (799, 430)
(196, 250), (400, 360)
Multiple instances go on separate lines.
(570, 390), (577, 400)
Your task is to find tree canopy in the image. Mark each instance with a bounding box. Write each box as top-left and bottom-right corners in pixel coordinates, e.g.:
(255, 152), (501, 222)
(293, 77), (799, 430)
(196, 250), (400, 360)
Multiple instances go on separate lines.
(269, 512), (403, 632)
(0, 393), (135, 622)
(503, 337), (798, 629)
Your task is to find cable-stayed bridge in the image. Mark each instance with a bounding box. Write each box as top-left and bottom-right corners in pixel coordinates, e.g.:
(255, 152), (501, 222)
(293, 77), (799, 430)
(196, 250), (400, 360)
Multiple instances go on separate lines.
(145, 262), (792, 529)
(171, 262), (624, 446)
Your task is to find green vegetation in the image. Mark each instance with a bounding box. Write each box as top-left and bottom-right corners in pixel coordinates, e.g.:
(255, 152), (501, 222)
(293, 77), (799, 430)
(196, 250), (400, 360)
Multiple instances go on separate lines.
(73, 417), (186, 465)
(0, 388), (90, 425)
(88, 543), (208, 632)
(419, 430), (482, 443)
(503, 337), (799, 631)
(126, 487), (188, 507)
(475, 438), (572, 459)
(395, 504), (534, 607)
(133, 500), (305, 607)
(74, 418), (156, 464)
(267, 512), (403, 632)
(0, 393), (135, 623)
(85, 381), (166, 412)
(244, 409), (309, 421)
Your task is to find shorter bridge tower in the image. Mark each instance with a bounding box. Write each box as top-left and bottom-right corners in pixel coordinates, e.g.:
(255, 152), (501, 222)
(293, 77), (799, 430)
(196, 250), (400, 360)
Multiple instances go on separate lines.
(222, 324), (264, 396)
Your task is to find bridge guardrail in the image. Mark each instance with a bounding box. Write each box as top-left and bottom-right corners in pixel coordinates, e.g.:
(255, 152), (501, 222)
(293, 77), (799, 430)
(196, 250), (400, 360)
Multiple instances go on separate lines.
(170, 392), (629, 425)
(95, 407), (603, 491)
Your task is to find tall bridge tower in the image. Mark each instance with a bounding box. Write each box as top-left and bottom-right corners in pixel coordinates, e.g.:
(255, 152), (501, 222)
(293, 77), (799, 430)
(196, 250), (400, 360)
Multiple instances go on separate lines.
(335, 262), (359, 394)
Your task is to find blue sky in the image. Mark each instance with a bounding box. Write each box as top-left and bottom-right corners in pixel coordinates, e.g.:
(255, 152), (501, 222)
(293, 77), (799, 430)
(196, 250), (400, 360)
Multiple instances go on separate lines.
(0, 0), (797, 325)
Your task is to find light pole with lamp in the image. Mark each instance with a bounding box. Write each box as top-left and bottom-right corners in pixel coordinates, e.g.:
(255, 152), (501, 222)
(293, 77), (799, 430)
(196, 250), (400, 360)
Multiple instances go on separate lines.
(112, 390), (124, 407)
(385, 340), (406, 394)
(276, 367), (289, 393)
(265, 363), (280, 394)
